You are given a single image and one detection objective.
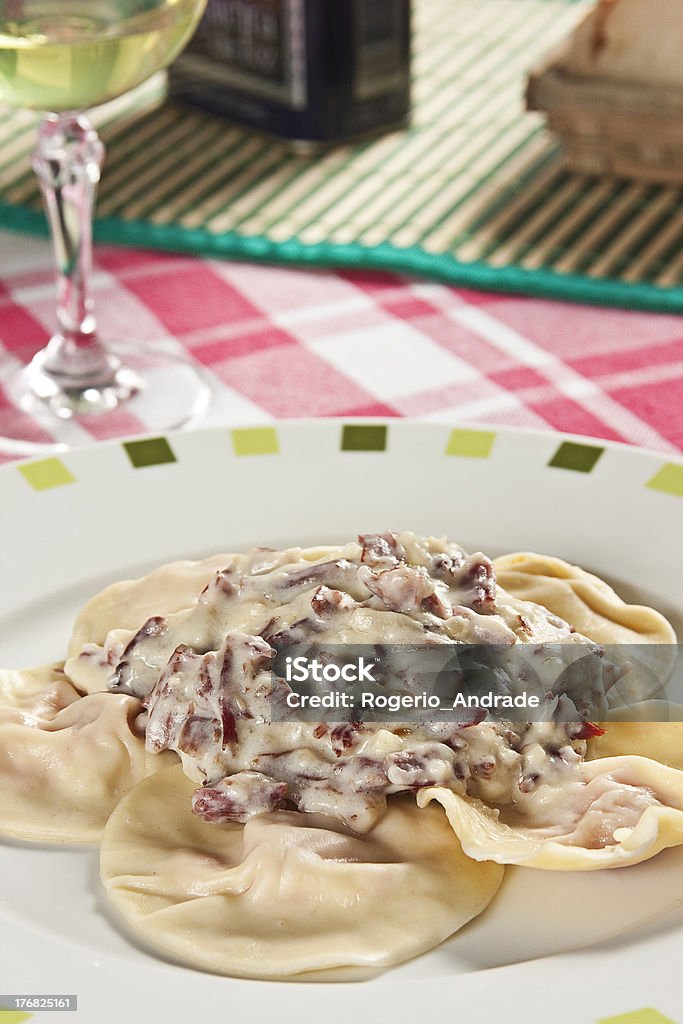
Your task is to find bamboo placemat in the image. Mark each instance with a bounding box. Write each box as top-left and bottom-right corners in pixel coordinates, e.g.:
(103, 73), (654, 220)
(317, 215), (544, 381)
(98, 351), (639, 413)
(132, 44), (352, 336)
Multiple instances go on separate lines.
(2, 0), (683, 312)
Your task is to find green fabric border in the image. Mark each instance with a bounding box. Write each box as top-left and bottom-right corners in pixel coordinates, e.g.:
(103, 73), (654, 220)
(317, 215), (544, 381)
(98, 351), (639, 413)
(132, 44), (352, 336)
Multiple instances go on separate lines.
(3, 200), (683, 315)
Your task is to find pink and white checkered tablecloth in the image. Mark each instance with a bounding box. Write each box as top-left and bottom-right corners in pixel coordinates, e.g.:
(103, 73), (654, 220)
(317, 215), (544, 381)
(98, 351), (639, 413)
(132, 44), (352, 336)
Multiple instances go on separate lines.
(1, 230), (682, 458)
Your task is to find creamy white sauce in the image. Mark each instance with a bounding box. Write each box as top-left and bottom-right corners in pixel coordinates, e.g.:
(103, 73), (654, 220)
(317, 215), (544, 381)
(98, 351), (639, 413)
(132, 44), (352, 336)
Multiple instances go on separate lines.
(65, 532), (655, 841)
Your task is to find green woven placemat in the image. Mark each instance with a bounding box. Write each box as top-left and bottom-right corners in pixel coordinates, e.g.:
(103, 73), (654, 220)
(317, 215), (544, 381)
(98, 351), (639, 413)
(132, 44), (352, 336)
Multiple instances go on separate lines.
(2, 0), (683, 313)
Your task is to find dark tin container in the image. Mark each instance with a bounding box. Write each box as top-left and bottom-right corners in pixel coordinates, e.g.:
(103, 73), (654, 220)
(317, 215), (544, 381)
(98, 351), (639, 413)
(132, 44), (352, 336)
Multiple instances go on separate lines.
(170, 0), (412, 149)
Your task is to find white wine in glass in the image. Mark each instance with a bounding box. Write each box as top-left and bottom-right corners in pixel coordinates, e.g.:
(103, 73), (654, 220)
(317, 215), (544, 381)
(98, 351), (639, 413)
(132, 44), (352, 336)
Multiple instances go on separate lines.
(0, 0), (210, 454)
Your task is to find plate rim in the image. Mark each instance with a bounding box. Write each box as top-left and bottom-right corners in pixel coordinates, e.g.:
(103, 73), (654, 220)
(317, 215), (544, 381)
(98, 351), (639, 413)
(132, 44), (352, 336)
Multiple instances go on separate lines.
(2, 417), (682, 473)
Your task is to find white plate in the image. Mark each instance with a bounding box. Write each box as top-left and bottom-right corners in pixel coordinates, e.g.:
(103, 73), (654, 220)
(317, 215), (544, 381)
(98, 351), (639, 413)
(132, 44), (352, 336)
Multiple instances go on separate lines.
(1, 420), (682, 1024)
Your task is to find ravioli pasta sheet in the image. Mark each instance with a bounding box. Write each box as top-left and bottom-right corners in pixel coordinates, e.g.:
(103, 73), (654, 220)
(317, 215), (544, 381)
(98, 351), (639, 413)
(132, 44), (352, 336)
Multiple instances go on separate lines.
(494, 551), (677, 709)
(0, 663), (81, 719)
(493, 552), (675, 646)
(418, 754), (683, 870)
(67, 554), (233, 691)
(0, 666), (175, 843)
(101, 766), (503, 978)
(68, 547), (350, 659)
(66, 546), (346, 695)
(495, 550), (681, 766)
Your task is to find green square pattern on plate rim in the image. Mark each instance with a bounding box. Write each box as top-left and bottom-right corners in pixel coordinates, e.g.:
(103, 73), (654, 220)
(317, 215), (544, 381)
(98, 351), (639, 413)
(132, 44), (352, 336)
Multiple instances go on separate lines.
(14, 426), (682, 500)
(231, 427), (280, 456)
(18, 457), (75, 491)
(597, 1011), (678, 1024)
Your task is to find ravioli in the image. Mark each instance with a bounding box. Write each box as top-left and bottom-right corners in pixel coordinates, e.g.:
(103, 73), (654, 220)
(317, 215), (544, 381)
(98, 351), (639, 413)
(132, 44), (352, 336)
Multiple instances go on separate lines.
(0, 663), (81, 720)
(0, 666), (175, 843)
(100, 766), (504, 979)
(493, 552), (675, 646)
(67, 554), (233, 692)
(494, 551), (676, 709)
(424, 559), (683, 869)
(66, 546), (349, 694)
(418, 754), (683, 870)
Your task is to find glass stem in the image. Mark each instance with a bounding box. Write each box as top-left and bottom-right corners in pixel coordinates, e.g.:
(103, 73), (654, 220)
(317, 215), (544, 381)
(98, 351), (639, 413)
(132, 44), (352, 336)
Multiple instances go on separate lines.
(32, 112), (114, 385)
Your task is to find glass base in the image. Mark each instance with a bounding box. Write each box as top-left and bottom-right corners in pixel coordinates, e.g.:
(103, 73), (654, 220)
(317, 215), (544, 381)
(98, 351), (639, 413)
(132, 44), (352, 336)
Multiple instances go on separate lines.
(0, 341), (211, 457)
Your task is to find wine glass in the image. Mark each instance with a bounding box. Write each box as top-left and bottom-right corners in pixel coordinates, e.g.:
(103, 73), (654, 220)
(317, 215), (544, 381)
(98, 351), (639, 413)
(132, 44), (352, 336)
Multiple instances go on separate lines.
(0, 0), (210, 455)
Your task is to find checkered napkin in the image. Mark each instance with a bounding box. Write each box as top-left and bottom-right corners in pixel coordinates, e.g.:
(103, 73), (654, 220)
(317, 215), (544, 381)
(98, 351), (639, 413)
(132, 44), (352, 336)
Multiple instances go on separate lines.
(1, 239), (682, 459)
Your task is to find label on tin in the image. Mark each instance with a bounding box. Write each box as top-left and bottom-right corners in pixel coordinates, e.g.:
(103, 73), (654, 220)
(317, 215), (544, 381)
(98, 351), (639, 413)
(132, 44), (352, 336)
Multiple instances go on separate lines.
(180, 0), (307, 110)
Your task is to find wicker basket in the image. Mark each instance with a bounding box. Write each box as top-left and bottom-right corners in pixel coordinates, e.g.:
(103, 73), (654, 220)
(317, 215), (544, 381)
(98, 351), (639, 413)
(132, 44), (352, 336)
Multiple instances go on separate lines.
(527, 52), (683, 185)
